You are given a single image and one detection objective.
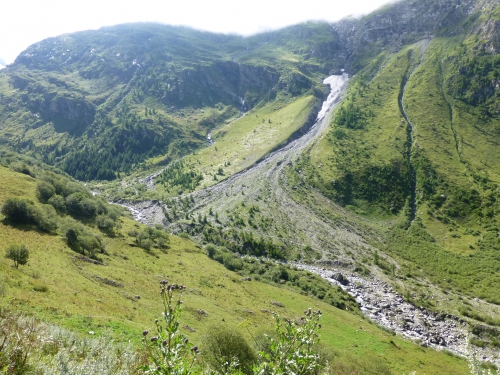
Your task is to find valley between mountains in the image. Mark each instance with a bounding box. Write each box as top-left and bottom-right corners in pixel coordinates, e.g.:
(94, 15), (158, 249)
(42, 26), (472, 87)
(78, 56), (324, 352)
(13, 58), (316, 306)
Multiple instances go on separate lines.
(1, 0), (500, 374)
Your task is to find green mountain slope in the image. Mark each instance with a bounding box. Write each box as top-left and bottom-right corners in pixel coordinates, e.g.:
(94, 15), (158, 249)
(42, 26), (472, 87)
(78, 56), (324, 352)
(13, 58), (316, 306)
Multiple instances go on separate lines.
(100, 0), (500, 355)
(303, 1), (500, 303)
(0, 23), (336, 181)
(0, 0), (481, 183)
(1, 0), (500, 371)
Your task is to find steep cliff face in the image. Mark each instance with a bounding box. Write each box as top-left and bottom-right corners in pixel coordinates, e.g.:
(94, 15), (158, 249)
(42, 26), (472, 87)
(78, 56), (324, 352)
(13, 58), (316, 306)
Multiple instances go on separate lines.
(335, 0), (477, 71)
(11, 74), (96, 134)
(143, 61), (281, 110)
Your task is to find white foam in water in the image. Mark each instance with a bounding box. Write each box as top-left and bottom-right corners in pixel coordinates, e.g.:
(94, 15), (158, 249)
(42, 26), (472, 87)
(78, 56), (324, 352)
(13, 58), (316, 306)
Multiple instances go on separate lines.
(316, 73), (349, 121)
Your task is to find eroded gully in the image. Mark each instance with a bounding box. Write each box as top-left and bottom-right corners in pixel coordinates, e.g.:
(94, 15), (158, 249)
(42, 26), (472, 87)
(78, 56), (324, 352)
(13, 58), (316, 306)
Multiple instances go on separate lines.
(398, 40), (430, 224)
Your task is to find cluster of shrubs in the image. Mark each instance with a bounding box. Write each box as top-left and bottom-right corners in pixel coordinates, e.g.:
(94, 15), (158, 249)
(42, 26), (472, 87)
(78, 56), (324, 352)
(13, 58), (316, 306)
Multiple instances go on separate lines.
(200, 226), (284, 259)
(9, 161), (36, 177)
(1, 170), (124, 259)
(2, 172), (121, 230)
(36, 173), (121, 226)
(128, 224), (170, 251)
(1, 197), (58, 233)
(63, 219), (106, 257)
(206, 245), (358, 311)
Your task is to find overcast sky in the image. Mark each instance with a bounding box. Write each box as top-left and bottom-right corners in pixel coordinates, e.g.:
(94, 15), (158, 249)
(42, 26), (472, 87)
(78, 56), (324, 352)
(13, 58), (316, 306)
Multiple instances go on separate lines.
(0, 0), (395, 64)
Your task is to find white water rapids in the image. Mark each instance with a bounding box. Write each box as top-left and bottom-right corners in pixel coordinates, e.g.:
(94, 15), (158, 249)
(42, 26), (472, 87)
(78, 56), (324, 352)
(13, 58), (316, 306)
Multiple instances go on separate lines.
(317, 74), (349, 121)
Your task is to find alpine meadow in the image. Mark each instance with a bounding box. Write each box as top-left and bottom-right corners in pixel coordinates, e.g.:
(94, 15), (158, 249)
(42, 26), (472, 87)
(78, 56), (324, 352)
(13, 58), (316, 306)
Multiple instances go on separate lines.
(1, 0), (500, 374)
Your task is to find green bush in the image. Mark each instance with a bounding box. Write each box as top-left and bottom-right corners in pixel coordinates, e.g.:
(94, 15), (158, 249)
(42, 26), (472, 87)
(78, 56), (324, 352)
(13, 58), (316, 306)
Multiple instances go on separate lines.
(36, 181), (56, 202)
(2, 198), (58, 232)
(222, 253), (243, 271)
(206, 244), (217, 258)
(66, 192), (99, 218)
(202, 325), (257, 375)
(28, 204), (58, 233)
(140, 238), (153, 252)
(136, 227), (170, 251)
(143, 281), (327, 375)
(63, 222), (103, 257)
(47, 194), (66, 213)
(10, 162), (35, 177)
(97, 214), (116, 235)
(1, 197), (32, 224)
(5, 245), (29, 268)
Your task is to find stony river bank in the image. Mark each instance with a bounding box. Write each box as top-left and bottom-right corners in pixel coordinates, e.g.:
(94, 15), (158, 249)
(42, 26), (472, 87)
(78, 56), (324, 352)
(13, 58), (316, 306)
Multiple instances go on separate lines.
(296, 263), (500, 366)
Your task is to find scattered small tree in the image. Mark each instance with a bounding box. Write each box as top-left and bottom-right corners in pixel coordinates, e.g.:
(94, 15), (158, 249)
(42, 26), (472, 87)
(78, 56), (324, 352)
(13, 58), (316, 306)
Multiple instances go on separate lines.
(205, 244), (217, 259)
(97, 214), (116, 235)
(5, 245), (29, 269)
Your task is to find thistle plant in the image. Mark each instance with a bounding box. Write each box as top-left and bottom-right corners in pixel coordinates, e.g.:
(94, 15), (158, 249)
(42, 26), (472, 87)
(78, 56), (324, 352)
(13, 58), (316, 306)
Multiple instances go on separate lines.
(468, 355), (500, 375)
(141, 280), (199, 375)
(254, 308), (323, 375)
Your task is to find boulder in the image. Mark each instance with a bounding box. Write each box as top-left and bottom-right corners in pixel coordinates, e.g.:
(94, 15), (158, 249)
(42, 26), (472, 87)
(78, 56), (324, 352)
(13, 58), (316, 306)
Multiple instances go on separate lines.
(331, 272), (349, 285)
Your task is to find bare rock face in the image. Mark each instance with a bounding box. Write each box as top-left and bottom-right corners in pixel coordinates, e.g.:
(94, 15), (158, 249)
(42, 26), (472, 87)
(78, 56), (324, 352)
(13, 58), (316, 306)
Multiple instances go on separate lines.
(162, 61), (280, 110)
(333, 0), (476, 71)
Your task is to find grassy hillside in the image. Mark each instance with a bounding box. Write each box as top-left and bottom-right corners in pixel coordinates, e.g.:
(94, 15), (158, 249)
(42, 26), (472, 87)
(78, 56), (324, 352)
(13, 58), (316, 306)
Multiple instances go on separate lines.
(155, 94), (319, 195)
(0, 154), (471, 374)
(302, 28), (500, 308)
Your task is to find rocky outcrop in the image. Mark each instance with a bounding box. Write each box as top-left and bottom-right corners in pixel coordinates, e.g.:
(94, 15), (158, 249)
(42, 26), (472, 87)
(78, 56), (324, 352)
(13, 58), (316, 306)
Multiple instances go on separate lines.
(334, 0), (477, 72)
(331, 272), (349, 285)
(161, 61), (280, 109)
(11, 73), (96, 134)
